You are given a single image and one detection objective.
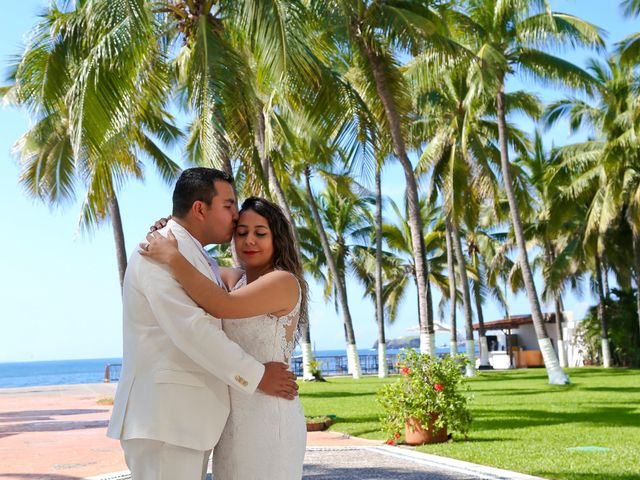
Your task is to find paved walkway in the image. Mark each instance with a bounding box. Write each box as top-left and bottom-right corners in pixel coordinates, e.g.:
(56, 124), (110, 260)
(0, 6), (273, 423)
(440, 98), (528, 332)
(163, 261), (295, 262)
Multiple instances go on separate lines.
(0, 384), (545, 480)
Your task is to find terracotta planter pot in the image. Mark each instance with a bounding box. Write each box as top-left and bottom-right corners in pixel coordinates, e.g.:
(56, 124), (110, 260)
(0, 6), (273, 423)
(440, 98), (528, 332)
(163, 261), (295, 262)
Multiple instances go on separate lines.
(404, 414), (447, 445)
(306, 421), (327, 432)
(306, 418), (332, 432)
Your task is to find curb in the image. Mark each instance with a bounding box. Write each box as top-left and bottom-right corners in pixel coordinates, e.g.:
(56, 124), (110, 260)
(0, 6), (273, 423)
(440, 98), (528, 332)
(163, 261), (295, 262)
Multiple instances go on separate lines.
(86, 471), (131, 480)
(364, 446), (547, 480)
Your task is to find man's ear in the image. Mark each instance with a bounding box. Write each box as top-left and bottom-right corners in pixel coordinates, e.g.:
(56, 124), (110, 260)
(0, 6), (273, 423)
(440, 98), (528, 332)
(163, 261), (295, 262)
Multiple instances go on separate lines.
(191, 200), (206, 221)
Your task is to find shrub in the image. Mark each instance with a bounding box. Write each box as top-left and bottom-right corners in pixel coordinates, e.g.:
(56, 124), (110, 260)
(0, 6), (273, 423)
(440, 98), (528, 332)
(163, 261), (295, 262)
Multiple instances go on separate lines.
(377, 349), (472, 444)
(578, 288), (640, 367)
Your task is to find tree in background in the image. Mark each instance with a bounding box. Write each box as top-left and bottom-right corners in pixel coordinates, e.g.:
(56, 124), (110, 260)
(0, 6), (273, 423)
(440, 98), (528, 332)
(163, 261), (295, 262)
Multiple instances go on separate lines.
(465, 0), (604, 384)
(3, 0), (181, 289)
(579, 289), (640, 367)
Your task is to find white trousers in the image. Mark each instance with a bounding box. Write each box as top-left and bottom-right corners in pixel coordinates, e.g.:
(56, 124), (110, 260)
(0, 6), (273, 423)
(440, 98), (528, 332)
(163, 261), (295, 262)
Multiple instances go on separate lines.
(121, 438), (211, 480)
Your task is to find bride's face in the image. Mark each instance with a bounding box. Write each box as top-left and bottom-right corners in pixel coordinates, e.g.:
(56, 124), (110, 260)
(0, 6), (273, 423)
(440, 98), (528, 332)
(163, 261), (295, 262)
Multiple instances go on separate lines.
(234, 209), (274, 269)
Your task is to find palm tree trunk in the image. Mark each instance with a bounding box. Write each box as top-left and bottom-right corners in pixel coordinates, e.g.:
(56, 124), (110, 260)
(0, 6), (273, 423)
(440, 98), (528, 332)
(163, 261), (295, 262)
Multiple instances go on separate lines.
(254, 110), (313, 378)
(470, 243), (490, 368)
(602, 259), (610, 297)
(109, 195), (127, 291)
(426, 273), (435, 354)
(474, 277), (491, 368)
(634, 232), (640, 341)
(553, 295), (567, 367)
(304, 168), (361, 378)
(546, 242), (567, 368)
(222, 157), (233, 177)
(212, 109), (233, 175)
(445, 224), (458, 355)
(254, 110), (285, 207)
(254, 111), (299, 242)
(362, 44), (435, 356)
(496, 81), (568, 384)
(265, 160), (293, 224)
(595, 253), (612, 368)
(271, 160), (313, 379)
(265, 160), (313, 379)
(254, 110), (269, 190)
(299, 323), (314, 381)
(449, 218), (476, 376)
(375, 163), (387, 377)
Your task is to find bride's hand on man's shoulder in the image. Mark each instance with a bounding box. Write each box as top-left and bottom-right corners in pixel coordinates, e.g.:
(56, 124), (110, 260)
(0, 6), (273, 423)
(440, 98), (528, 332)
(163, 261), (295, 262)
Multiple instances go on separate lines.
(149, 215), (171, 232)
(139, 229), (180, 265)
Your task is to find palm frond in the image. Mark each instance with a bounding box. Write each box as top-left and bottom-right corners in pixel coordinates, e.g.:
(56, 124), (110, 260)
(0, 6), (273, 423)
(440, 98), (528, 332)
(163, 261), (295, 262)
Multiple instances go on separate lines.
(621, 0), (640, 17)
(516, 48), (598, 95)
(517, 12), (605, 52)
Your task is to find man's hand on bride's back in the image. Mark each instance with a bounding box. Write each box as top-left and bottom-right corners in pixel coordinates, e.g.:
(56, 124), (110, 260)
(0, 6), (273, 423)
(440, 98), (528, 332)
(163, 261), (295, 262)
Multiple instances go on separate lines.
(149, 215), (171, 232)
(258, 362), (299, 400)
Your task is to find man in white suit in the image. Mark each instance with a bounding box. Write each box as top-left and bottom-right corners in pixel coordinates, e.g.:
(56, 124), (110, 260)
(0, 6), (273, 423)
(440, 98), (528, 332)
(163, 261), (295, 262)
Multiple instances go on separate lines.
(107, 168), (298, 479)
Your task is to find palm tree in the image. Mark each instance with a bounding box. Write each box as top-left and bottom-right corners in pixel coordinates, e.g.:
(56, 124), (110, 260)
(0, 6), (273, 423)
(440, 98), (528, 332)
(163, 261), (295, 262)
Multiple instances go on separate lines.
(544, 55), (640, 352)
(318, 0), (470, 355)
(514, 132), (585, 367)
(323, 48), (396, 376)
(594, 251), (612, 367)
(444, 222), (459, 355)
(465, 0), (604, 384)
(3, 0), (181, 289)
(301, 168), (372, 378)
(374, 160), (387, 376)
(350, 232), (415, 378)
(410, 50), (538, 373)
(383, 197), (449, 339)
(467, 226), (511, 367)
(618, 0), (640, 64)
(622, 0), (640, 14)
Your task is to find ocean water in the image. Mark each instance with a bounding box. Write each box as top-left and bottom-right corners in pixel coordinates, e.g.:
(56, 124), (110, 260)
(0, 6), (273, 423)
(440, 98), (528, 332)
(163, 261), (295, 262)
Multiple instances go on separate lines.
(0, 358), (122, 389)
(0, 353), (364, 388)
(0, 347), (465, 389)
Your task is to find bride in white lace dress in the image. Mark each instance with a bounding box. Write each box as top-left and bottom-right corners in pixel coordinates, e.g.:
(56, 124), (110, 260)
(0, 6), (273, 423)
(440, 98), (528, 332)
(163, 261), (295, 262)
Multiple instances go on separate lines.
(143, 197), (307, 480)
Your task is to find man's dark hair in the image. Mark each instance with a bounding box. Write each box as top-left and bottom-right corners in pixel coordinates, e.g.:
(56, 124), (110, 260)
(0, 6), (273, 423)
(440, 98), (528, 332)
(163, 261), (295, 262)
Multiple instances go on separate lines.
(172, 167), (234, 218)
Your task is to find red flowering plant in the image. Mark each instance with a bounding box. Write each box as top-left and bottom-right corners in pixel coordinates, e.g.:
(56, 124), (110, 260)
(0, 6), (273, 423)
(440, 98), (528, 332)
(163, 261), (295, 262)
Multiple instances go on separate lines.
(377, 349), (472, 443)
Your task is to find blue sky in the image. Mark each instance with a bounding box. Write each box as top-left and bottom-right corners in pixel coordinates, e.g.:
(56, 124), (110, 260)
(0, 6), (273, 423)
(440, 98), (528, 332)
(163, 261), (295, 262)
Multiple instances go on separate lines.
(0, 1), (637, 362)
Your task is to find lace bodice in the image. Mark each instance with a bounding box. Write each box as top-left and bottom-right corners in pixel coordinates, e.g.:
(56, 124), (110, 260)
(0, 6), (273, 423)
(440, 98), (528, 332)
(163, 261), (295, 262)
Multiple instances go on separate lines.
(222, 273), (301, 363)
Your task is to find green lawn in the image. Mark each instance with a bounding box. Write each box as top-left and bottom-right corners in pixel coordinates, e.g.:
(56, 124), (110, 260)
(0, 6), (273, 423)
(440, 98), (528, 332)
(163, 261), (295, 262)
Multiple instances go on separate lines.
(299, 368), (640, 480)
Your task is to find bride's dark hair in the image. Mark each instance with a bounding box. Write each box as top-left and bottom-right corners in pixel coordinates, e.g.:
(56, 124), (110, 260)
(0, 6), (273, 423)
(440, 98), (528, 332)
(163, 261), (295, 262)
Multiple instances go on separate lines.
(238, 197), (309, 341)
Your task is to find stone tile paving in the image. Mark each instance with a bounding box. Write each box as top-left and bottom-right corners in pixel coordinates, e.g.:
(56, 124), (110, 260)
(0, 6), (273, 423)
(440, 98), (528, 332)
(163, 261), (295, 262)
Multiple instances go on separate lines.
(90, 447), (545, 480)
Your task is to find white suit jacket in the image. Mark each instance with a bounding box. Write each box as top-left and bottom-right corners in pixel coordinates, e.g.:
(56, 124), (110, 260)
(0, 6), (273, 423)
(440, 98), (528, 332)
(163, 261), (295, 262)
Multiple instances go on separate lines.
(107, 220), (265, 451)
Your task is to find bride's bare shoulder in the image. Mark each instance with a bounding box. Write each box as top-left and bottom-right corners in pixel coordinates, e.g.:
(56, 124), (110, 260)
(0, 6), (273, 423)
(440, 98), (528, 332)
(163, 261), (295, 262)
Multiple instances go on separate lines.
(262, 270), (299, 293)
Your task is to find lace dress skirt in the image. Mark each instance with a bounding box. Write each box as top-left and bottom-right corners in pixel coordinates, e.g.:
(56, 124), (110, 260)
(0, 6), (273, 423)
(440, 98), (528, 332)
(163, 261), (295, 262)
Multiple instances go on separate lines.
(212, 274), (306, 479)
(212, 389), (306, 479)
